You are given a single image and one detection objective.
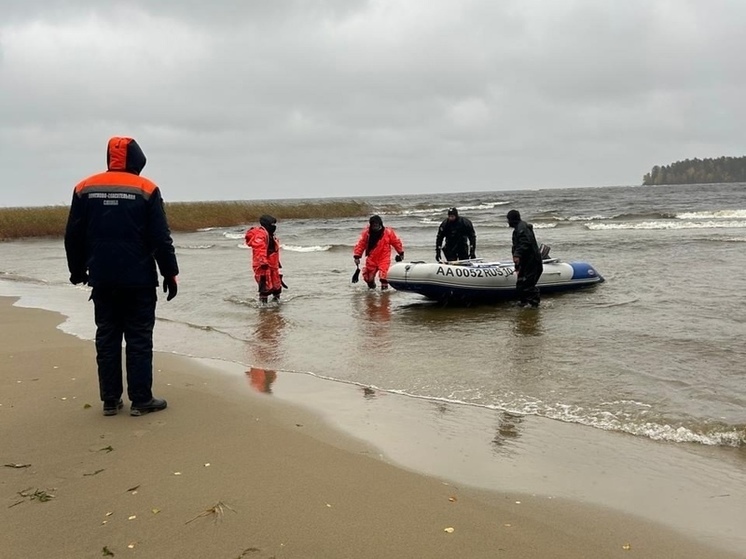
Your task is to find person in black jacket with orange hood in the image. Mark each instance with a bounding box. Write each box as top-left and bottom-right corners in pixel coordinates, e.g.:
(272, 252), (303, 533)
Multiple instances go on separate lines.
(65, 137), (179, 417)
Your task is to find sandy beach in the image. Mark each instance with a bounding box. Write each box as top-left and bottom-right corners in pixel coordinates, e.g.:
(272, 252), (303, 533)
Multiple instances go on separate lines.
(1, 295), (743, 559)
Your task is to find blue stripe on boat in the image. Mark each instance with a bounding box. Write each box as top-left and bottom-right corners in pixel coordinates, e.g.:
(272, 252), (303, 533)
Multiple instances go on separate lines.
(570, 262), (604, 281)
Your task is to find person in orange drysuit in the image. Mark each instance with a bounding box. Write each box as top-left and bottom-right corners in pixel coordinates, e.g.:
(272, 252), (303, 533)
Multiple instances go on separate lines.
(245, 214), (286, 303)
(353, 215), (404, 290)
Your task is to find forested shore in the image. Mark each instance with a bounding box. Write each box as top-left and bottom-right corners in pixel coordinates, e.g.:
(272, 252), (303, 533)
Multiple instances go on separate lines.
(643, 156), (746, 185)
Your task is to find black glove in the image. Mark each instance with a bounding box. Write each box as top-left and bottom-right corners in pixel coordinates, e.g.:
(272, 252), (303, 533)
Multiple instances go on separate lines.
(395, 252), (404, 262)
(69, 272), (88, 285)
(469, 250), (476, 259)
(163, 277), (178, 301)
(280, 276), (289, 289)
(435, 247), (442, 262)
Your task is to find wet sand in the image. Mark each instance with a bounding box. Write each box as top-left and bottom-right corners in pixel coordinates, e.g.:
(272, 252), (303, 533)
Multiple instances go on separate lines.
(1, 296), (743, 559)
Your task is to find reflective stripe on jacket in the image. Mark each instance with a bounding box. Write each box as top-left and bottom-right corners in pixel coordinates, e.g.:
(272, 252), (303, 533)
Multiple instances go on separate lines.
(64, 138), (178, 288)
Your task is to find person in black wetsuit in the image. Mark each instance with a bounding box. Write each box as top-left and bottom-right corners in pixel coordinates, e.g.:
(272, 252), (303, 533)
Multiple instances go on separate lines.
(435, 207), (477, 262)
(507, 209), (543, 308)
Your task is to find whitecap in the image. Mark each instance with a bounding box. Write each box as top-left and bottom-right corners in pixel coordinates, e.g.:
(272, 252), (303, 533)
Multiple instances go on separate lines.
(563, 214), (611, 221)
(587, 220), (746, 231)
(281, 244), (332, 252)
(400, 201), (510, 216)
(676, 209), (746, 220)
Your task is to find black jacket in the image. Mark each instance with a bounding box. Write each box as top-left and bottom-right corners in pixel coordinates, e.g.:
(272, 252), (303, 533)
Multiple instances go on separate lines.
(436, 216), (476, 251)
(64, 138), (179, 288)
(511, 221), (542, 269)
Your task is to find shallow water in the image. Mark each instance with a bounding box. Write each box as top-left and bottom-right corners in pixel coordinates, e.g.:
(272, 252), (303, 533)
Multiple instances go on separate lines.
(1, 182), (745, 448)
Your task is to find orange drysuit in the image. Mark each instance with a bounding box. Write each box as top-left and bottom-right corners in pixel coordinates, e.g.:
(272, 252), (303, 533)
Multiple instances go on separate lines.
(353, 219), (404, 288)
(245, 216), (282, 300)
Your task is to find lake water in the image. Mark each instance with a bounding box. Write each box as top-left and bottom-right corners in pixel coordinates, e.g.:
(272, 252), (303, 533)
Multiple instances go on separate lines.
(1, 182), (745, 449)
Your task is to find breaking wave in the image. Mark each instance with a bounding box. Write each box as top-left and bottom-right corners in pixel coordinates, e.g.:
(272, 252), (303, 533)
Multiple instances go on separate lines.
(401, 201), (510, 216)
(302, 379), (746, 448)
(176, 244), (215, 250)
(457, 394), (744, 447)
(587, 220), (746, 231)
(676, 209), (746, 220)
(281, 244), (333, 252)
(539, 211), (676, 222)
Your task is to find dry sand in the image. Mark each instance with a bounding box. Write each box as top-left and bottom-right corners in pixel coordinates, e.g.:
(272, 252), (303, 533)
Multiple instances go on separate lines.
(1, 296), (742, 559)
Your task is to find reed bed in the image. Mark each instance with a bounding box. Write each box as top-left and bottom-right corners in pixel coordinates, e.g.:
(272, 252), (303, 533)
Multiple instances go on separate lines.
(0, 199), (374, 240)
(165, 200), (372, 231)
(0, 206), (70, 240)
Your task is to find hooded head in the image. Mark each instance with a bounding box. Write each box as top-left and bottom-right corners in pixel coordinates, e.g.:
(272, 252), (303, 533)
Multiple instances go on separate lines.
(447, 207), (458, 222)
(259, 214), (277, 234)
(107, 137), (146, 175)
(369, 215), (384, 232)
(507, 209), (521, 228)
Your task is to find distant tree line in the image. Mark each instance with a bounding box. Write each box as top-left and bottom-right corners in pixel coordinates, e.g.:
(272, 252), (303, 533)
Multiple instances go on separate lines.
(643, 156), (746, 185)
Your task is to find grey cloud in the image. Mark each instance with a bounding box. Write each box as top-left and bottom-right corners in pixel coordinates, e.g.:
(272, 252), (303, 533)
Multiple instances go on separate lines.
(0, 0), (368, 26)
(2, 0), (746, 206)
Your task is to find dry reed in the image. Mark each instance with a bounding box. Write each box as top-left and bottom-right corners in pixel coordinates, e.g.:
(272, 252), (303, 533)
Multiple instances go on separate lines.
(0, 199), (374, 240)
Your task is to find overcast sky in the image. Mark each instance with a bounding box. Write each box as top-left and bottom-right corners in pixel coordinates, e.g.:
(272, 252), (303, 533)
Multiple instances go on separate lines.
(1, 0), (743, 207)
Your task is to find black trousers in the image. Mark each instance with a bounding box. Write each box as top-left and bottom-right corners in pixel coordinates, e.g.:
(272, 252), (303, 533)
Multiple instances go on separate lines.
(516, 262), (543, 307)
(91, 287), (157, 404)
(443, 243), (469, 261)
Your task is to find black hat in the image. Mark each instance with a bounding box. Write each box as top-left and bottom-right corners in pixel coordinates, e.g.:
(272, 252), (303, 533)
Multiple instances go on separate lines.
(506, 209), (521, 226)
(259, 214), (277, 228)
(447, 207), (458, 217)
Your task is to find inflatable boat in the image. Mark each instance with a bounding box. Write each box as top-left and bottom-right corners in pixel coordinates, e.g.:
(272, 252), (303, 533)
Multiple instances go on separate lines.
(386, 258), (604, 302)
